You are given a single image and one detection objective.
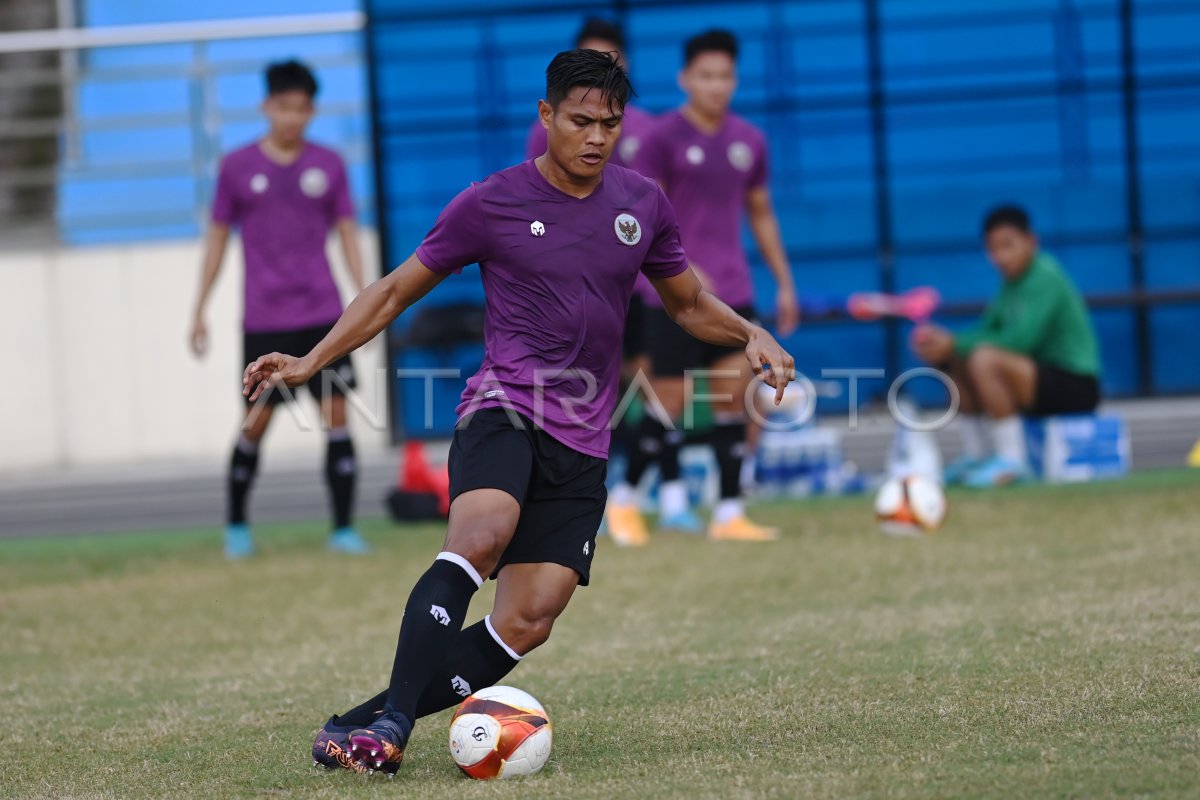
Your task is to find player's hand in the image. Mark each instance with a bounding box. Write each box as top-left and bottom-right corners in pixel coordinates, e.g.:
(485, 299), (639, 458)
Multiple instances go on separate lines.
(911, 323), (953, 364)
(242, 352), (313, 402)
(776, 286), (800, 336)
(189, 314), (208, 358)
(745, 327), (796, 406)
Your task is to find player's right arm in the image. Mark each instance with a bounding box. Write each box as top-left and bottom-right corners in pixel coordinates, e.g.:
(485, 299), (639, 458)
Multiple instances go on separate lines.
(243, 254), (446, 401)
(189, 223), (231, 357)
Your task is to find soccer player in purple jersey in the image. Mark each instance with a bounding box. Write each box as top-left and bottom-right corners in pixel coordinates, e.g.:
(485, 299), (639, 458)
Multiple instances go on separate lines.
(189, 60), (370, 559)
(526, 17), (660, 482)
(607, 29), (801, 544)
(242, 50), (795, 777)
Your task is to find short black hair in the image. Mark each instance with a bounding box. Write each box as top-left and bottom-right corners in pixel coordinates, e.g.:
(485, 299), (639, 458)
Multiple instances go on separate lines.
(684, 29), (738, 65)
(266, 60), (318, 98)
(575, 17), (625, 51)
(545, 48), (634, 112)
(982, 205), (1032, 237)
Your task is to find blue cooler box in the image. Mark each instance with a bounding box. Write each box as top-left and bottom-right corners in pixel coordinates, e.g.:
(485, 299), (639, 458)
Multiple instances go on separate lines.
(1024, 413), (1131, 483)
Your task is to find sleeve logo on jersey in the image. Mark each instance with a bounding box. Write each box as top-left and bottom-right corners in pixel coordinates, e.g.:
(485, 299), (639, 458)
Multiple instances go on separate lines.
(615, 213), (642, 246)
(530, 220), (545, 236)
(300, 167), (329, 197)
(728, 141), (754, 172)
(250, 174), (269, 194)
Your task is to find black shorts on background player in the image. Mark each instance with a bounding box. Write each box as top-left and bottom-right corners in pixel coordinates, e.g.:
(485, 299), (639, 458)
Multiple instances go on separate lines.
(243, 322), (356, 406)
(1030, 363), (1100, 416)
(645, 304), (757, 375)
(622, 294), (647, 362)
(449, 408), (607, 585)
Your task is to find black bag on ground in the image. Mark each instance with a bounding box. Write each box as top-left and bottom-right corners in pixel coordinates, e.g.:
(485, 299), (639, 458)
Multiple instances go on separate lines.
(385, 489), (443, 523)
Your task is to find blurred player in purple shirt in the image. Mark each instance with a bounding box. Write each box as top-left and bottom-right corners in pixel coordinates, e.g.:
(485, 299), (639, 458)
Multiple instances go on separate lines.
(241, 50), (795, 776)
(525, 18), (656, 168)
(188, 60), (370, 559)
(608, 29), (801, 544)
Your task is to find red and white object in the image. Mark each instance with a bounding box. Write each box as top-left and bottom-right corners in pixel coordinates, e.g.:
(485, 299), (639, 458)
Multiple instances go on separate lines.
(874, 474), (947, 536)
(448, 686), (552, 779)
(848, 286), (941, 323)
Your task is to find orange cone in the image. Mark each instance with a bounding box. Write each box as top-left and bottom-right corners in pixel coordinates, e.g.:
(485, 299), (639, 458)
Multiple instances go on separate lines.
(399, 441), (451, 516)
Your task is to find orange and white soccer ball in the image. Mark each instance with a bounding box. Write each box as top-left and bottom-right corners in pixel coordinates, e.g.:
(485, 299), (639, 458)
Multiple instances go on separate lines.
(448, 686), (552, 779)
(874, 474), (947, 536)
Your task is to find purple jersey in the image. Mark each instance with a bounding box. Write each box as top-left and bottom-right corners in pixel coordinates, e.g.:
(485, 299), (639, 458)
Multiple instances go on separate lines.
(416, 160), (688, 458)
(633, 110), (768, 308)
(212, 142), (354, 333)
(524, 104), (656, 168)
(525, 104), (659, 303)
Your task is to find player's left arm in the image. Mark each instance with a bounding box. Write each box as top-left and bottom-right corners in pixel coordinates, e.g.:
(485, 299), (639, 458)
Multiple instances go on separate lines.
(335, 217), (368, 293)
(745, 186), (799, 335)
(652, 269), (796, 404)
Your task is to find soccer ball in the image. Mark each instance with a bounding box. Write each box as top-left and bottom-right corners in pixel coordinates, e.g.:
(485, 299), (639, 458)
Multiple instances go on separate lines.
(874, 474), (947, 536)
(448, 685), (552, 779)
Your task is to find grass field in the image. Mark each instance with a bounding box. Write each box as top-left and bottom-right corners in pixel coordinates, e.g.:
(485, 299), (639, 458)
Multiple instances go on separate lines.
(3, 470), (1199, 799)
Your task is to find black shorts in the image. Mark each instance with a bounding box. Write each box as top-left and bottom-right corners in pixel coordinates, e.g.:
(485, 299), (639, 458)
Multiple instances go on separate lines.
(645, 304), (757, 376)
(1030, 363), (1101, 417)
(623, 293), (647, 362)
(243, 323), (355, 406)
(448, 408), (607, 586)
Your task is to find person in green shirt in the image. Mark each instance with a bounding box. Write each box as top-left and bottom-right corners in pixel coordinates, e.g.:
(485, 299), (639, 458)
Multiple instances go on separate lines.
(911, 205), (1101, 488)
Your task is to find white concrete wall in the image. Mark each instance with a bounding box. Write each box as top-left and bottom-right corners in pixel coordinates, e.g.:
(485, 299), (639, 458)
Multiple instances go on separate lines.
(0, 230), (390, 474)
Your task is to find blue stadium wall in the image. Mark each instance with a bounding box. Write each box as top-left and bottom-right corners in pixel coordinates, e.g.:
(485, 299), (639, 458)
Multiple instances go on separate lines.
(66, 1), (1200, 439)
(368, 0), (1200, 439)
(60, 0), (371, 243)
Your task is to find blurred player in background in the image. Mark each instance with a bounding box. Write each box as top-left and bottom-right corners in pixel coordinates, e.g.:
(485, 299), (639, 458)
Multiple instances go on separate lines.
(525, 17), (653, 168)
(189, 60), (370, 559)
(911, 205), (1101, 488)
(607, 29), (800, 544)
(241, 49), (795, 776)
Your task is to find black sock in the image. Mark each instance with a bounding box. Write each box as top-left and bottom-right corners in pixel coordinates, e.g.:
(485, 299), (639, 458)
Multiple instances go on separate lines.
(325, 435), (356, 530)
(384, 554), (481, 723)
(660, 428), (684, 482)
(335, 690), (387, 729)
(414, 616), (521, 716)
(336, 618), (521, 727)
(228, 439), (259, 525)
(712, 422), (747, 500)
(624, 415), (667, 486)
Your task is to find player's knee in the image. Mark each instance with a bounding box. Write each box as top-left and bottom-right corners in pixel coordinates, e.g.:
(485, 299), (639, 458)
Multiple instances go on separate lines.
(444, 525), (509, 574)
(966, 345), (1002, 378)
(499, 612), (556, 654)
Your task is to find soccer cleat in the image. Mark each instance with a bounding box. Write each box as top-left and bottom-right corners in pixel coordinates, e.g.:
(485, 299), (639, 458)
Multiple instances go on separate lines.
(312, 716), (369, 773)
(708, 515), (780, 542)
(348, 712), (411, 777)
(224, 523), (255, 560)
(962, 455), (1031, 489)
(604, 502), (649, 547)
(327, 527), (371, 555)
(943, 455), (985, 486)
(657, 509), (704, 534)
